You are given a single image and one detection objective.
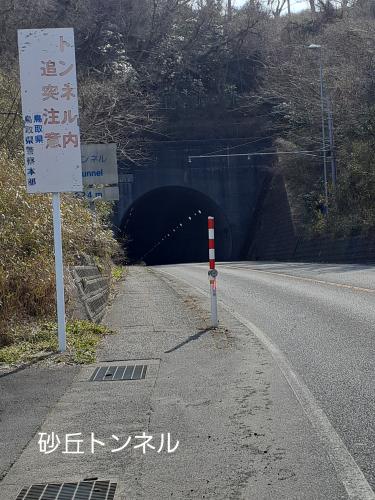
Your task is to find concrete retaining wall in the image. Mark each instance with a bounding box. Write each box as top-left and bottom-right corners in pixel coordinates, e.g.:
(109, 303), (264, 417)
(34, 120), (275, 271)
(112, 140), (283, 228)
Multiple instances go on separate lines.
(293, 235), (375, 263)
(249, 174), (375, 264)
(69, 265), (111, 323)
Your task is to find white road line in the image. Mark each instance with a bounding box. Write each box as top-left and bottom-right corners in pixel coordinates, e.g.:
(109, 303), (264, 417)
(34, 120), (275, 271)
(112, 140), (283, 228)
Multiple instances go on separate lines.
(221, 265), (375, 295)
(157, 269), (375, 500)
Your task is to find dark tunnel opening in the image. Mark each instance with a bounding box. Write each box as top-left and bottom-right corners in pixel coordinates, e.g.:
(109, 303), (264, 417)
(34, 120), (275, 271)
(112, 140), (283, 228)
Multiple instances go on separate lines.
(121, 186), (232, 265)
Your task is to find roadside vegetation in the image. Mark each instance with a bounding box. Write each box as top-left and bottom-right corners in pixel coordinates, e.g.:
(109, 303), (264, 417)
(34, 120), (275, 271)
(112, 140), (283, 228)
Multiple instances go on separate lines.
(111, 265), (127, 282)
(0, 61), (120, 360)
(0, 320), (113, 365)
(264, 2), (375, 236)
(0, 147), (120, 359)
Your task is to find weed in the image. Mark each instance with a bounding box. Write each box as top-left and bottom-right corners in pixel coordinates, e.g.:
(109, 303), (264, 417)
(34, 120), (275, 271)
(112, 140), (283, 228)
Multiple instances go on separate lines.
(111, 265), (126, 282)
(0, 320), (113, 365)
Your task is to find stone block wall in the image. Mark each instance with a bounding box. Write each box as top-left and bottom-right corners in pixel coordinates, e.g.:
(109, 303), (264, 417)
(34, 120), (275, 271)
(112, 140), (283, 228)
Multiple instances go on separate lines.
(69, 265), (111, 323)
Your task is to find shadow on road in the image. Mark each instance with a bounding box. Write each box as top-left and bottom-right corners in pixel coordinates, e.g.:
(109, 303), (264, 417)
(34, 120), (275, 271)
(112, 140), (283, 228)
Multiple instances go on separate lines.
(164, 327), (213, 353)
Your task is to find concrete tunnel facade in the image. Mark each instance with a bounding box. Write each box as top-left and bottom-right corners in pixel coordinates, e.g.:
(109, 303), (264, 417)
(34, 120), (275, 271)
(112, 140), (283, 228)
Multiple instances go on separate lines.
(113, 140), (271, 265)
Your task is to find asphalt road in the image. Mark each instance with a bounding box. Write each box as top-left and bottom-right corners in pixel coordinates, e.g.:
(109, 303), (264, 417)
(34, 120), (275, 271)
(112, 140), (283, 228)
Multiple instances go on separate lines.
(0, 364), (79, 480)
(155, 261), (375, 492)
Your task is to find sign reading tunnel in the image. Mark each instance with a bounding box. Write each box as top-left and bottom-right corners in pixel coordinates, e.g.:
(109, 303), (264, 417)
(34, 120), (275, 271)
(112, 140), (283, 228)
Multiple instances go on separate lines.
(81, 143), (118, 185)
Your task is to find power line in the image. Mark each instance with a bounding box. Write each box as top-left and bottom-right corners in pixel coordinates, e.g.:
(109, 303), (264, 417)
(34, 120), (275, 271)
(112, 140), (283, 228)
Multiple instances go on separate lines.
(188, 135), (275, 158)
(188, 150), (322, 161)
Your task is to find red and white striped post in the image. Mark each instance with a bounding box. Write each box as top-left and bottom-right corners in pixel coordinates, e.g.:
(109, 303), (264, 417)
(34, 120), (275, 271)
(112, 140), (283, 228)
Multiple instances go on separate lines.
(208, 216), (218, 327)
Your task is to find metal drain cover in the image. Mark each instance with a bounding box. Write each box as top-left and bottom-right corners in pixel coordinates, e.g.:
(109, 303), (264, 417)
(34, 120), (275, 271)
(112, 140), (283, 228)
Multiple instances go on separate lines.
(90, 364), (147, 382)
(16, 479), (117, 499)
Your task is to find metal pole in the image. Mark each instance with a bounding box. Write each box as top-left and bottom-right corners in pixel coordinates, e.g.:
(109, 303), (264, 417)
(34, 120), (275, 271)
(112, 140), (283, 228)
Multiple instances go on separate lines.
(52, 192), (66, 352)
(208, 216), (218, 328)
(210, 279), (218, 327)
(319, 50), (329, 215)
(326, 95), (336, 190)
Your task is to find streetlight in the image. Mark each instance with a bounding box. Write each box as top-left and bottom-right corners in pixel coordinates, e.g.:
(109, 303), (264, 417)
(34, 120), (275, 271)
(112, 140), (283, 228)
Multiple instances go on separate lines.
(308, 44), (329, 215)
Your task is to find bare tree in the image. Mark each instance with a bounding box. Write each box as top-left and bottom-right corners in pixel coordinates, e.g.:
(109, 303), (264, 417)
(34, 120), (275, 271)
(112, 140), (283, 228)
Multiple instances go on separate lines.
(267, 0), (287, 17)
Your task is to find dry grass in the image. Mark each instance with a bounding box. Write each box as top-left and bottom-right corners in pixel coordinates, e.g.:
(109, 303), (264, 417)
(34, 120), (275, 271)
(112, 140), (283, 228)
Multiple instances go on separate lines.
(0, 148), (120, 346)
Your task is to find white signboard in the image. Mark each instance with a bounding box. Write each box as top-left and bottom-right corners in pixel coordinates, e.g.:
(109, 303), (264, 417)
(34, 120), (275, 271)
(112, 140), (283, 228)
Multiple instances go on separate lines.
(80, 186), (120, 201)
(81, 143), (118, 186)
(18, 28), (82, 193)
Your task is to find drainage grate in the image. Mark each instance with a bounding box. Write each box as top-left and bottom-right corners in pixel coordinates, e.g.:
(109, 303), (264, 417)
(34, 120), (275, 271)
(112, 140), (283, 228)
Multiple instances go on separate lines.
(16, 480), (117, 500)
(90, 364), (147, 382)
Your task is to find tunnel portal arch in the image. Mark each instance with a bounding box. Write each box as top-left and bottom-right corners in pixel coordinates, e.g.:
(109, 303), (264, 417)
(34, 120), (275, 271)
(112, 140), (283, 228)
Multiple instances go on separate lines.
(121, 186), (233, 265)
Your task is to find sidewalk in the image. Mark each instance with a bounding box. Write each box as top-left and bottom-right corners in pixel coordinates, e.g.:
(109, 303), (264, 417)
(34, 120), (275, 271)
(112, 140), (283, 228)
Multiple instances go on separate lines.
(0, 266), (347, 499)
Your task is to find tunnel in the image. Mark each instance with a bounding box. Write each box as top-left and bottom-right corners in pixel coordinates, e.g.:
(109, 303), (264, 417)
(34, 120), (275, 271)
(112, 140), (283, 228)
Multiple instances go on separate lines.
(121, 186), (232, 265)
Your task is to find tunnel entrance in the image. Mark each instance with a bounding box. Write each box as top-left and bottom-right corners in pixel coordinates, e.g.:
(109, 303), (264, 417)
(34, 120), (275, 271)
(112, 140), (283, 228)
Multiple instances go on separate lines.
(122, 186), (232, 265)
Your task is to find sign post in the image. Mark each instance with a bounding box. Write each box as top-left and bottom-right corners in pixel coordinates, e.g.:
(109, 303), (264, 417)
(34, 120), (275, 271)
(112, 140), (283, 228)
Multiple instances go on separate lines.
(18, 28), (82, 352)
(208, 216), (218, 327)
(52, 193), (66, 351)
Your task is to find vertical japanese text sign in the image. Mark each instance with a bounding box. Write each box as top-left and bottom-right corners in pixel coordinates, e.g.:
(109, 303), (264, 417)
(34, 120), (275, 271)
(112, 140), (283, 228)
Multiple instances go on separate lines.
(18, 28), (82, 193)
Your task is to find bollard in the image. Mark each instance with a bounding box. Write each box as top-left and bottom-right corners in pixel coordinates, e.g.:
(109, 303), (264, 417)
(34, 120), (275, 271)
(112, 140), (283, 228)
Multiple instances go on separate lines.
(208, 216), (218, 327)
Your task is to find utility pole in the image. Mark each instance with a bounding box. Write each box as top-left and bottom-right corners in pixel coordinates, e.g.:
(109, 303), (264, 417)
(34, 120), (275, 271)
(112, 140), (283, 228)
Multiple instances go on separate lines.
(308, 44), (329, 215)
(228, 0), (232, 21)
(326, 95), (336, 191)
(319, 51), (329, 215)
